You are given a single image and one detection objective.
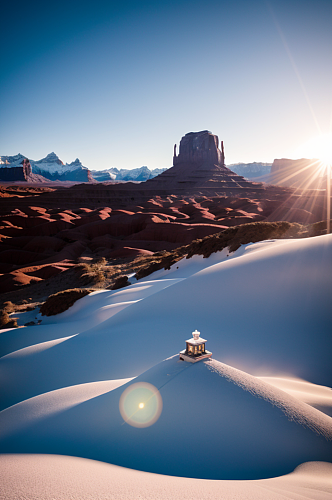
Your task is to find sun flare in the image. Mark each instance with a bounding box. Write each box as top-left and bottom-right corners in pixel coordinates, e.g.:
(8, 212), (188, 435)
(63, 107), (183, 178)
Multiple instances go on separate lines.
(295, 133), (332, 166)
(138, 402), (145, 409)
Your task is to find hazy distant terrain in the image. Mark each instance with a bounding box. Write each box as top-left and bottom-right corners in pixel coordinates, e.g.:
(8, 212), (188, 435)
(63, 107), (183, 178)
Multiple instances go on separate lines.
(227, 162), (272, 179)
(90, 166), (167, 182)
(0, 153), (167, 183)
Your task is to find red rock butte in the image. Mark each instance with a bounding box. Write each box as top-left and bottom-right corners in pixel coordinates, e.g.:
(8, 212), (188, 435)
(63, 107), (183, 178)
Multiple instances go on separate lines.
(145, 130), (265, 194)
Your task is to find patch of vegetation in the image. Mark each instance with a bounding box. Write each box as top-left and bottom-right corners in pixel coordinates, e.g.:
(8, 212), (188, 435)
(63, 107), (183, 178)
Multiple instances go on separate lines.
(40, 288), (94, 316)
(0, 310), (18, 329)
(186, 221), (304, 258)
(0, 301), (18, 329)
(74, 257), (109, 285)
(135, 221), (310, 280)
(308, 219), (332, 237)
(2, 301), (14, 313)
(134, 249), (187, 280)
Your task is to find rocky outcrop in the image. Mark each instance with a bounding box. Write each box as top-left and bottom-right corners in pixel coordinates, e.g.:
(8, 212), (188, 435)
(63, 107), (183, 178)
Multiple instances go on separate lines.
(173, 130), (225, 167)
(269, 158), (324, 189)
(0, 162), (30, 181)
(0, 156), (47, 182)
(145, 130), (264, 194)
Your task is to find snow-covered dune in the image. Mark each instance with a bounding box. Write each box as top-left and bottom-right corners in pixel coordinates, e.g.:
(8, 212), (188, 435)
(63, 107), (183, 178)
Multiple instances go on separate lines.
(0, 234), (331, 491)
(1, 455), (331, 500)
(0, 356), (331, 479)
(0, 235), (331, 412)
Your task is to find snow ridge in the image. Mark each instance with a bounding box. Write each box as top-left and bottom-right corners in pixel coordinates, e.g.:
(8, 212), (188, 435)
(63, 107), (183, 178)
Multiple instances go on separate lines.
(206, 359), (332, 440)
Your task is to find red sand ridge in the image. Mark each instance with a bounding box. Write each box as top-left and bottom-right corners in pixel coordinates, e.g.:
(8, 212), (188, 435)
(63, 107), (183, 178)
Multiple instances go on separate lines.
(0, 197), (271, 292)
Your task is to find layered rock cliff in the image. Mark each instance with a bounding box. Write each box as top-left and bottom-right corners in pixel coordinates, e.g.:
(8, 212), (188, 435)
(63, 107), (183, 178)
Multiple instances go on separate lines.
(0, 155), (46, 182)
(269, 158), (325, 189)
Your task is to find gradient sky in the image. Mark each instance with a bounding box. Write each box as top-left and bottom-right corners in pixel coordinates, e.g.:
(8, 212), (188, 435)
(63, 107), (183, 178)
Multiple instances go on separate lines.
(1, 0), (331, 170)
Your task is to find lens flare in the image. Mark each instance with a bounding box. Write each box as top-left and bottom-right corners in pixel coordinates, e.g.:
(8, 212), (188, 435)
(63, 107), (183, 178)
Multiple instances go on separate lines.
(119, 382), (163, 428)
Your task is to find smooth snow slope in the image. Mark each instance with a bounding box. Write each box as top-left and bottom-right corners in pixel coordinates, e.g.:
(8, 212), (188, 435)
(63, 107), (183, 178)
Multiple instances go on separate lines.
(1, 455), (331, 500)
(0, 235), (331, 414)
(0, 356), (331, 479)
(0, 234), (331, 488)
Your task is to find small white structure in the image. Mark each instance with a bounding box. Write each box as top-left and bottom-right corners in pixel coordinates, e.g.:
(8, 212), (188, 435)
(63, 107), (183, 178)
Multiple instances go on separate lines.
(179, 329), (212, 363)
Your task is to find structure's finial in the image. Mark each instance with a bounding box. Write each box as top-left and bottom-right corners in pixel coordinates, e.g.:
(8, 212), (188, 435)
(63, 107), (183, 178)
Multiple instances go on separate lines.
(192, 329), (200, 340)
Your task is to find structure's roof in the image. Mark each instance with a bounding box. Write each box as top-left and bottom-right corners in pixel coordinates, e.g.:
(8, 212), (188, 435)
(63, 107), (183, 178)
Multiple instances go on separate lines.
(185, 337), (207, 345)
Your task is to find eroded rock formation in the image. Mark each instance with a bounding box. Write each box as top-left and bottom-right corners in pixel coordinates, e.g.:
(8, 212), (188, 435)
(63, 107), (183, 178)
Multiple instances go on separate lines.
(0, 157), (46, 182)
(145, 130), (263, 194)
(270, 158), (325, 189)
(173, 130), (225, 167)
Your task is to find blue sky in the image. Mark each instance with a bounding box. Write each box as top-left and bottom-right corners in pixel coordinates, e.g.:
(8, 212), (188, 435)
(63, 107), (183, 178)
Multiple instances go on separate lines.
(1, 0), (331, 169)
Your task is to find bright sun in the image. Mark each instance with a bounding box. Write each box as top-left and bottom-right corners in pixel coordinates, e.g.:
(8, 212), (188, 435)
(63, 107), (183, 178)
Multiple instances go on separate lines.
(138, 402), (145, 409)
(296, 133), (332, 165)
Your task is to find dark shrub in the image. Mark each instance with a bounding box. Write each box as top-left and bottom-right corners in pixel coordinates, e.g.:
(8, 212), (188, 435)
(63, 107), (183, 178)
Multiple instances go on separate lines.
(2, 301), (14, 313)
(40, 288), (93, 316)
(0, 311), (18, 329)
(109, 276), (130, 290)
(74, 258), (108, 285)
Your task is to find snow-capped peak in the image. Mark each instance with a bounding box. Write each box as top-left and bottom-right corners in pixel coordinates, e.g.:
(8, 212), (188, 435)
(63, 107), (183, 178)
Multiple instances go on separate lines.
(34, 152), (63, 167)
(30, 153), (88, 174)
(0, 152), (91, 181)
(67, 158), (83, 168)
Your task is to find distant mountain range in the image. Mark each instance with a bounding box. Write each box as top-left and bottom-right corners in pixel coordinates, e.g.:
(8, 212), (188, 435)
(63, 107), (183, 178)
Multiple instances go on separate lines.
(0, 153), (92, 182)
(4, 154), (320, 188)
(90, 166), (167, 182)
(0, 153), (167, 183)
(227, 162), (272, 179)
(31, 153), (93, 182)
